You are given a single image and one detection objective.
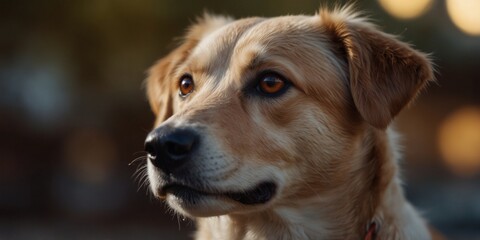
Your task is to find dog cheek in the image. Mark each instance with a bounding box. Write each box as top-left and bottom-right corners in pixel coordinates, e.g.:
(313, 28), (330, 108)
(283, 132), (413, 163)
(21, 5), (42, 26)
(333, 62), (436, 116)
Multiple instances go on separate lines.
(296, 113), (357, 175)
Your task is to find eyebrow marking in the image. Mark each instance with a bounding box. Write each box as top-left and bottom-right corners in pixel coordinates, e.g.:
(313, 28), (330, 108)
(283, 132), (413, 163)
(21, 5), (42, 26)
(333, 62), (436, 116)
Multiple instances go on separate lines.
(246, 54), (262, 70)
(242, 53), (308, 95)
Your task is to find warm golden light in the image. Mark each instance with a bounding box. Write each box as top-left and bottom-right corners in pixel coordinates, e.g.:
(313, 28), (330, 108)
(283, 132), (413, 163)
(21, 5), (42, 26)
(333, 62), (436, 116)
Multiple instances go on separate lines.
(379, 0), (433, 19)
(447, 0), (480, 36)
(439, 107), (480, 176)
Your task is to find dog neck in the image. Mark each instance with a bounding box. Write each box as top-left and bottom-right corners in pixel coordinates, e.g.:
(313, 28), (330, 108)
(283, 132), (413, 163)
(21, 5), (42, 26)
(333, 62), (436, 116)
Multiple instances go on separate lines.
(195, 128), (430, 240)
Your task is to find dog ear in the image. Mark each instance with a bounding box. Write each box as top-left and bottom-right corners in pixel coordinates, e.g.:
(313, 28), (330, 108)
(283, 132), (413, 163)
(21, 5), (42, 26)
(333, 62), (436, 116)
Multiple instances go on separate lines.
(320, 8), (434, 129)
(146, 14), (233, 123)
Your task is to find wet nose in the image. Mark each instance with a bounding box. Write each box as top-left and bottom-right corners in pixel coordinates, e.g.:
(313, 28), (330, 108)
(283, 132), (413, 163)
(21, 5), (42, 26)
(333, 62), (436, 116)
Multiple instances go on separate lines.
(144, 127), (198, 174)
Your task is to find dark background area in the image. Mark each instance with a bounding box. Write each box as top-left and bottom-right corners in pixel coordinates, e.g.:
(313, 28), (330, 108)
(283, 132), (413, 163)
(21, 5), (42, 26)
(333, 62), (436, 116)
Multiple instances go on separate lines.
(1, 0), (479, 239)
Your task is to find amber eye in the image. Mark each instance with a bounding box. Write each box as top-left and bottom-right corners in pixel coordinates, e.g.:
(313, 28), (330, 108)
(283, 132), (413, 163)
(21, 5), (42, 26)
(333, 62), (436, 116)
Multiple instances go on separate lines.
(256, 74), (287, 95)
(179, 75), (194, 97)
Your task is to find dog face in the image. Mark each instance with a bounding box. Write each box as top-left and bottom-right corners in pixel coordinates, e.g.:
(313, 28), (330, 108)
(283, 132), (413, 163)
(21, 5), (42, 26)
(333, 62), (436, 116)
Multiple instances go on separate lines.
(144, 9), (433, 218)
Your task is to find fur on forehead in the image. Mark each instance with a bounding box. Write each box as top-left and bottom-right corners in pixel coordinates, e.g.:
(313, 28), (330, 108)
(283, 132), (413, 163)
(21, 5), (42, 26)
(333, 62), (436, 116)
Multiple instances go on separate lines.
(184, 14), (351, 99)
(147, 5), (433, 130)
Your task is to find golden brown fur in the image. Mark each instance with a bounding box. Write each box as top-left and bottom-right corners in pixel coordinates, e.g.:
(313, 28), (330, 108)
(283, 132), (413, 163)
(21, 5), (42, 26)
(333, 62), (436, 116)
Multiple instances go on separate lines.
(145, 6), (435, 240)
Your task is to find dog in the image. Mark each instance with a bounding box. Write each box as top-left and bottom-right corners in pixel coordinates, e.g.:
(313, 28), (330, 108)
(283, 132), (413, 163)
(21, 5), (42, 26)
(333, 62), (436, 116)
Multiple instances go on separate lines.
(143, 6), (435, 240)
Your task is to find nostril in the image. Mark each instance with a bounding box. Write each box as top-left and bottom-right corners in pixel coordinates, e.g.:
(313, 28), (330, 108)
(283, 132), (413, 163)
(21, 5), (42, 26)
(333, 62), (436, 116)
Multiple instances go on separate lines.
(144, 136), (157, 159)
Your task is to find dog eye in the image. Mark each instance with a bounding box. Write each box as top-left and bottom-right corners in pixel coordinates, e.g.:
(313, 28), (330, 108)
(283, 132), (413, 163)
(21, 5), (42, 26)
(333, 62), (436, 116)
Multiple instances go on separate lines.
(256, 74), (288, 96)
(179, 75), (194, 97)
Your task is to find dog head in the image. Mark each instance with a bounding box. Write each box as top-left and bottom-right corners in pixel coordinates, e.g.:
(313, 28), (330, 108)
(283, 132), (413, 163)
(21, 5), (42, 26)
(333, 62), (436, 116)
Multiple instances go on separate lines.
(144, 7), (433, 218)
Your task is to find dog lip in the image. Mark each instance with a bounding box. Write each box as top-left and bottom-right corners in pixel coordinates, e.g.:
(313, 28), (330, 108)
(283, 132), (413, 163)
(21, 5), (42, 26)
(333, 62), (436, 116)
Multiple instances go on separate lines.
(161, 181), (277, 205)
(161, 184), (212, 203)
(225, 181), (277, 205)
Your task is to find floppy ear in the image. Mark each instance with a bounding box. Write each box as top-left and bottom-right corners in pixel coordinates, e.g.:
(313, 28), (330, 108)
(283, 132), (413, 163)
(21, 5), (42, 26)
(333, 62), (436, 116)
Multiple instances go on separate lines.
(146, 14), (233, 123)
(320, 8), (434, 129)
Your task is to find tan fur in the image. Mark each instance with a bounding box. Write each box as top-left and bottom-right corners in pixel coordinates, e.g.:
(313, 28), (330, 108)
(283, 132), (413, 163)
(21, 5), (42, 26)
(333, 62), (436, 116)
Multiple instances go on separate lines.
(145, 6), (435, 240)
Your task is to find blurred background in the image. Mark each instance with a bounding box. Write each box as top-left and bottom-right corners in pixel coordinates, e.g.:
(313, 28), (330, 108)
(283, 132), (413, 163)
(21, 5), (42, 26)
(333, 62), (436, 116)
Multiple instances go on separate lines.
(1, 0), (479, 239)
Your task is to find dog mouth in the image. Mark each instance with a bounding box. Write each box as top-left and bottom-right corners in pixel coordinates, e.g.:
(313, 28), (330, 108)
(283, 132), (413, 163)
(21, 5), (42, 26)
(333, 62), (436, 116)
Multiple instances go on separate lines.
(160, 181), (277, 205)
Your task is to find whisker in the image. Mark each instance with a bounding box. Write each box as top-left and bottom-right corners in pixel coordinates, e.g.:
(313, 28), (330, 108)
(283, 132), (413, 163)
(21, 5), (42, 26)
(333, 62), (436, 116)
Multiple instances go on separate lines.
(129, 155), (148, 166)
(137, 176), (147, 192)
(132, 164), (147, 180)
(177, 213), (181, 230)
(133, 151), (148, 157)
(138, 173), (151, 192)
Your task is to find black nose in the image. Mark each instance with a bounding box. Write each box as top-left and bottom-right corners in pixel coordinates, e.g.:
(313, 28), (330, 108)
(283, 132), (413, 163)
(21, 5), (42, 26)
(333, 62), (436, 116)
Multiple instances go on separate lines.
(144, 127), (198, 174)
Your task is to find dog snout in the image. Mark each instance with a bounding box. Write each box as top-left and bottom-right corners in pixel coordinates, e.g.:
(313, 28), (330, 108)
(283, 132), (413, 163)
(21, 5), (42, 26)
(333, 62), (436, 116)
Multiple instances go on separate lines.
(145, 127), (199, 174)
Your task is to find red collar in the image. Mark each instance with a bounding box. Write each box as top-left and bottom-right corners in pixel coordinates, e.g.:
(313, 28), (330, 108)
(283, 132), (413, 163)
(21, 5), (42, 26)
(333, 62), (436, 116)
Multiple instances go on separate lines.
(364, 222), (377, 240)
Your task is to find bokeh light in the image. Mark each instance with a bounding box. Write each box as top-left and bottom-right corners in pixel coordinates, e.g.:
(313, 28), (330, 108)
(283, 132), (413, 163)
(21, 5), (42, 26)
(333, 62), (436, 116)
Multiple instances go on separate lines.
(439, 107), (480, 176)
(378, 0), (433, 19)
(447, 0), (480, 36)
